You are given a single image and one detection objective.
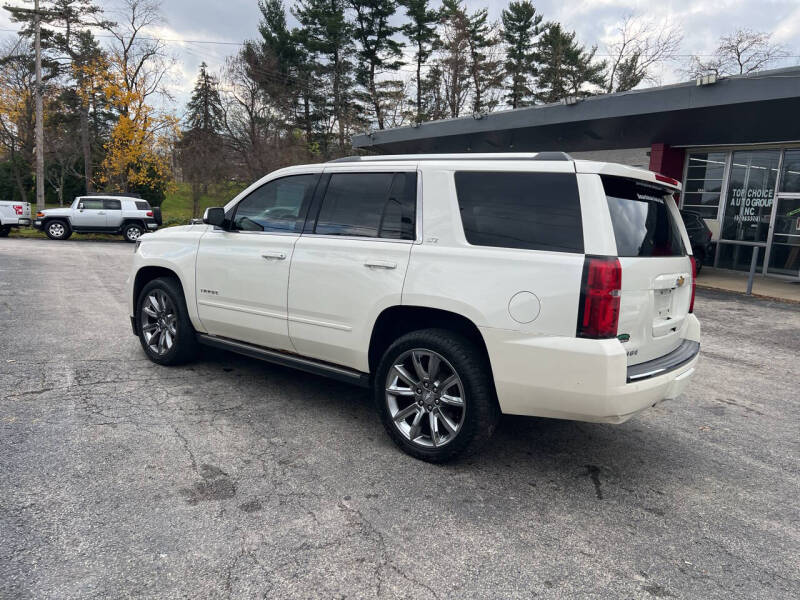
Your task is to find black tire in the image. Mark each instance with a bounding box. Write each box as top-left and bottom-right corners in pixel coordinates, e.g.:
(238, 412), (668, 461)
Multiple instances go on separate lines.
(136, 276), (198, 365)
(373, 328), (500, 463)
(123, 222), (144, 243)
(0, 225), (10, 237)
(44, 219), (71, 240)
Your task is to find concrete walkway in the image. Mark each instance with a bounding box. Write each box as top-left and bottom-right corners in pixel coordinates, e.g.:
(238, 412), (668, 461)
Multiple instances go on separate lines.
(697, 267), (800, 303)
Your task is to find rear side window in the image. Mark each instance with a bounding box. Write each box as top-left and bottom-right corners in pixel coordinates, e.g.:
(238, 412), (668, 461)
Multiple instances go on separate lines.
(453, 171), (583, 253)
(603, 175), (686, 257)
(103, 199), (121, 210)
(135, 201), (151, 211)
(315, 172), (416, 240)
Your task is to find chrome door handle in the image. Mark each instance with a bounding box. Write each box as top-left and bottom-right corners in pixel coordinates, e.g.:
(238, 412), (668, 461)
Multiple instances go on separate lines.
(364, 260), (397, 269)
(261, 251), (286, 260)
(98, 211), (106, 215)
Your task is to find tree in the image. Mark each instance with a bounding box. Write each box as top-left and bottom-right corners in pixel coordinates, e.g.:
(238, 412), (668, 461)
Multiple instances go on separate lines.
(5, 1), (113, 192)
(465, 7), (503, 114)
(535, 23), (606, 104)
(688, 29), (789, 77)
(501, 0), (542, 108)
(349, 0), (403, 130)
(99, 0), (175, 202)
(400, 0), (439, 122)
(293, 0), (358, 153)
(437, 0), (471, 118)
(605, 15), (682, 93)
(178, 63), (225, 218)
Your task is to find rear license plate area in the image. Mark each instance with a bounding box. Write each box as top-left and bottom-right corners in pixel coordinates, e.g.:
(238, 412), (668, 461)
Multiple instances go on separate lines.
(654, 289), (673, 318)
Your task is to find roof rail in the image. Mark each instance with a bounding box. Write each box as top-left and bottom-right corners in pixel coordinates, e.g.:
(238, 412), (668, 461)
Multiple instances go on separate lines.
(327, 156), (362, 163)
(531, 151), (572, 161)
(85, 191), (143, 198)
(327, 152), (573, 163)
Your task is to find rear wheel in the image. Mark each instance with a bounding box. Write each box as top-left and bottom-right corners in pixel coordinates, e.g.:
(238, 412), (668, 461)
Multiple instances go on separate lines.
(0, 225), (10, 237)
(136, 277), (198, 365)
(45, 220), (71, 240)
(374, 328), (499, 463)
(123, 222), (143, 243)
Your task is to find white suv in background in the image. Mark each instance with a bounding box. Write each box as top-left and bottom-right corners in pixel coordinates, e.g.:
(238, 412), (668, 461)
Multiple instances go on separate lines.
(127, 153), (700, 462)
(33, 195), (161, 242)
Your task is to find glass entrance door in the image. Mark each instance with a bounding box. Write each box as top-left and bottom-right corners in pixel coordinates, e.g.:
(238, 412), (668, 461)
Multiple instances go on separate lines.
(767, 150), (800, 277)
(717, 149), (779, 271)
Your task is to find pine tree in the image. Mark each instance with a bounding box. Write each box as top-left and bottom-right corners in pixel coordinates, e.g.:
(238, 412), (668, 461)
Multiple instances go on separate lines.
(438, 0), (471, 118)
(186, 63), (224, 133)
(501, 0), (542, 108)
(466, 7), (503, 114)
(180, 63), (224, 218)
(293, 0), (357, 152)
(400, 0), (439, 122)
(349, 0), (403, 130)
(535, 23), (606, 104)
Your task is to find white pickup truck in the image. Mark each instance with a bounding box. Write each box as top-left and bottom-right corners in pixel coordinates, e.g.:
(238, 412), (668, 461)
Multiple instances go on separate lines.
(0, 201), (31, 236)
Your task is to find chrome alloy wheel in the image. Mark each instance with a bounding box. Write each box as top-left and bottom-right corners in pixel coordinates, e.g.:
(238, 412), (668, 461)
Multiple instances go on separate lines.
(48, 222), (65, 238)
(140, 290), (177, 355)
(385, 349), (466, 448)
(126, 226), (142, 241)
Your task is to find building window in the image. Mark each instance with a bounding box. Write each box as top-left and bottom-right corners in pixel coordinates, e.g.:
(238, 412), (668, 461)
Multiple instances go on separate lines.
(720, 150), (779, 243)
(681, 152), (727, 219)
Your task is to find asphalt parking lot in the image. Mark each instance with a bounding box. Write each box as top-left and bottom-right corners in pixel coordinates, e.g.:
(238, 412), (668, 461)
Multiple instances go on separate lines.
(1, 237), (798, 599)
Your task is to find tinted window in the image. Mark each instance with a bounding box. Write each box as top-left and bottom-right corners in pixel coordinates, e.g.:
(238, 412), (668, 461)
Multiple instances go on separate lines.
(80, 199), (103, 210)
(135, 201), (151, 211)
(315, 172), (416, 239)
(232, 174), (318, 232)
(603, 175), (686, 257)
(453, 171), (583, 253)
(104, 199), (122, 210)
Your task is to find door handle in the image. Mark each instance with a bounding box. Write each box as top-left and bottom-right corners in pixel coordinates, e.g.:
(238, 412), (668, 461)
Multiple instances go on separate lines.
(98, 211), (106, 215)
(364, 260), (397, 269)
(261, 251), (286, 260)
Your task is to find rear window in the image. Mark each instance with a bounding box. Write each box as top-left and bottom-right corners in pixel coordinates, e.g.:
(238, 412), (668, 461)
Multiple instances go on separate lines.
(454, 171), (583, 253)
(135, 201), (151, 211)
(603, 175), (686, 257)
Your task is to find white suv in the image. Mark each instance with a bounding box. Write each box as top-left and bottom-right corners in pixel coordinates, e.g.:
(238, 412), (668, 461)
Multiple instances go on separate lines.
(127, 153), (700, 462)
(33, 195), (160, 242)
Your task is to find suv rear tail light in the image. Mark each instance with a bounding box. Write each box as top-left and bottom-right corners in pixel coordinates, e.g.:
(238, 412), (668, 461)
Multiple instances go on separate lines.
(689, 256), (697, 313)
(13, 205), (23, 215)
(577, 256), (621, 339)
(146, 210), (153, 217)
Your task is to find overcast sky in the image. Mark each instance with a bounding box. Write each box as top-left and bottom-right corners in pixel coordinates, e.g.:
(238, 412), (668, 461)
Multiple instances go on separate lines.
(2, 0), (799, 116)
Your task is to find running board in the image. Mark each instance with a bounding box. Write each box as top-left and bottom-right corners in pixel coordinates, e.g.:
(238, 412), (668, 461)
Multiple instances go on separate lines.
(196, 334), (370, 387)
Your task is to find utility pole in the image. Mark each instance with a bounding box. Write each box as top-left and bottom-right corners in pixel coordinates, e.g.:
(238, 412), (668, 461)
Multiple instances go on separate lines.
(34, 0), (44, 212)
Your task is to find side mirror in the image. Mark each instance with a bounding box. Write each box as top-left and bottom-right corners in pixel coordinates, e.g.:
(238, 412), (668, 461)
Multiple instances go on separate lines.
(77, 203), (84, 211)
(203, 207), (228, 229)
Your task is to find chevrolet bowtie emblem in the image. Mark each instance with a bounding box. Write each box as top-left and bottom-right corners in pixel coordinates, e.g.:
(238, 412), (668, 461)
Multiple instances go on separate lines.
(676, 276), (685, 287)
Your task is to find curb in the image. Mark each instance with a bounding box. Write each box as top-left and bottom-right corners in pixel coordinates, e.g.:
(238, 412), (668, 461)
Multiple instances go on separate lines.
(696, 283), (800, 305)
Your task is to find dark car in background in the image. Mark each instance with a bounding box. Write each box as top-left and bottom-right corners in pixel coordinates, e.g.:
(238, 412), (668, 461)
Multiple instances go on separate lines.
(680, 209), (714, 273)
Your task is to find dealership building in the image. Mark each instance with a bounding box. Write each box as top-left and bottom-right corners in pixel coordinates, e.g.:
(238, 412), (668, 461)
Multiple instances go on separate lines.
(353, 66), (800, 280)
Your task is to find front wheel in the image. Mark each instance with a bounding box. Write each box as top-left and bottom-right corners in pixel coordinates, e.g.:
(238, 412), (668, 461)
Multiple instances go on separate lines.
(123, 223), (143, 243)
(374, 328), (500, 463)
(45, 220), (71, 240)
(136, 277), (198, 365)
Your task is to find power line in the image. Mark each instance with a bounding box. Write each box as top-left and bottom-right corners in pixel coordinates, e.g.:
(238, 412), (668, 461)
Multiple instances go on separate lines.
(1, 27), (798, 58)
